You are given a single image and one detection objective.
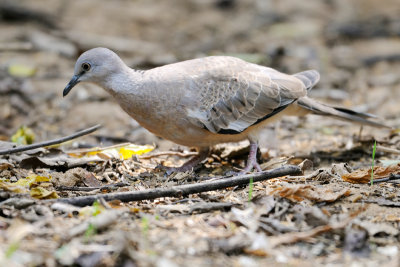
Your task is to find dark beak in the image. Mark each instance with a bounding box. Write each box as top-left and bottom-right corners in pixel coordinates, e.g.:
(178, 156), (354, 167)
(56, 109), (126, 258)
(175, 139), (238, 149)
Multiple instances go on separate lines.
(63, 74), (81, 97)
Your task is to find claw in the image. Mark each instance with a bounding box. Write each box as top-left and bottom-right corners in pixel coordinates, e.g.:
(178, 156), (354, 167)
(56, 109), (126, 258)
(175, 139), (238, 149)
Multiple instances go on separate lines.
(237, 141), (262, 174)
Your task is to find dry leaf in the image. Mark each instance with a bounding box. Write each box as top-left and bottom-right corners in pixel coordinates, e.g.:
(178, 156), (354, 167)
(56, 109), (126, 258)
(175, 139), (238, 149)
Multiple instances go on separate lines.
(0, 159), (13, 170)
(342, 163), (400, 184)
(0, 175), (55, 197)
(269, 208), (365, 247)
(0, 181), (27, 193)
(272, 185), (351, 203)
(19, 154), (105, 169)
(30, 186), (59, 199)
(82, 172), (102, 187)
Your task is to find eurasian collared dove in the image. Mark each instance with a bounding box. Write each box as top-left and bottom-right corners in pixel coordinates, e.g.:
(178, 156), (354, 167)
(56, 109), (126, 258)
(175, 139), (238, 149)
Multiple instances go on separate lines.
(63, 47), (388, 173)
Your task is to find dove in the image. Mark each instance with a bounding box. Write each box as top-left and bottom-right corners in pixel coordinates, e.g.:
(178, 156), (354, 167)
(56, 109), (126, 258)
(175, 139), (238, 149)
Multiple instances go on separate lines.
(63, 47), (388, 173)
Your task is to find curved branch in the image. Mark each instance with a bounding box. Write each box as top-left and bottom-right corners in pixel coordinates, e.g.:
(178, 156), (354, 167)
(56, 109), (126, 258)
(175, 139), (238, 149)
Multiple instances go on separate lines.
(0, 124), (102, 156)
(52, 165), (302, 206)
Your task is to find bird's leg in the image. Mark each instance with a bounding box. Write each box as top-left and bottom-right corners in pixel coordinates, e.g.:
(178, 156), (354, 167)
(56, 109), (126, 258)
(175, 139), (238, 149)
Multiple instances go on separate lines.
(241, 141), (262, 173)
(164, 148), (209, 175)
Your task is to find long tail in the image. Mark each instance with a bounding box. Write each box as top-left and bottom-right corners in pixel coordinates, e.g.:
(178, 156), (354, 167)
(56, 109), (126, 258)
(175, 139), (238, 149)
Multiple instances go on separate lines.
(296, 97), (390, 128)
(292, 70), (390, 129)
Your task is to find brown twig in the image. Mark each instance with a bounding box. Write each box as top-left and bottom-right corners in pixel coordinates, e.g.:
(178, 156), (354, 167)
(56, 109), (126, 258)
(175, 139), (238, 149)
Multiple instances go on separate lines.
(375, 145), (400, 155)
(64, 142), (131, 154)
(139, 151), (198, 159)
(0, 124), (102, 156)
(372, 173), (400, 184)
(189, 202), (233, 214)
(56, 182), (129, 192)
(49, 165), (302, 206)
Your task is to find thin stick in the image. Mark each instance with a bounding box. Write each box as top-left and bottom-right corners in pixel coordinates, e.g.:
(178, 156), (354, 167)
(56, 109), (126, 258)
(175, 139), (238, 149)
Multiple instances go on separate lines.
(375, 145), (400, 155)
(64, 142), (131, 154)
(56, 182), (129, 192)
(0, 124), (102, 156)
(50, 165), (301, 206)
(139, 151), (197, 159)
(371, 174), (400, 184)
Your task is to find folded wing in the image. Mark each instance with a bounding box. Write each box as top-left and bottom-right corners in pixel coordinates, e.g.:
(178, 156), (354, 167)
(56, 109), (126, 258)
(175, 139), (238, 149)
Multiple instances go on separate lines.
(187, 65), (319, 134)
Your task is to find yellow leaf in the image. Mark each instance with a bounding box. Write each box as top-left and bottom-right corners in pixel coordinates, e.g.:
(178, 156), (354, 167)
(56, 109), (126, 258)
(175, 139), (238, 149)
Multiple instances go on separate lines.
(391, 128), (400, 134)
(30, 187), (58, 199)
(15, 175), (51, 187)
(67, 143), (154, 160)
(8, 63), (36, 78)
(119, 144), (154, 160)
(0, 181), (27, 193)
(11, 126), (35, 145)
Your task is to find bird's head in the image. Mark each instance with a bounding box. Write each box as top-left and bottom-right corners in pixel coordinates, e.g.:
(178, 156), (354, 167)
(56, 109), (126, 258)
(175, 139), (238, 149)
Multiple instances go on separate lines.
(63, 47), (124, 97)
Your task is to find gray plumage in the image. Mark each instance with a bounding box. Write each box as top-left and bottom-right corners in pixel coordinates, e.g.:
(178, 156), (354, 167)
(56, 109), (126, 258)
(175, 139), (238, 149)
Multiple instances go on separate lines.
(63, 48), (388, 172)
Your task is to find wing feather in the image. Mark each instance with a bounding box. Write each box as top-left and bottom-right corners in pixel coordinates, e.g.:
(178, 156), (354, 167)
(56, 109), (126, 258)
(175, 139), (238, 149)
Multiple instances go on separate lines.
(186, 57), (316, 134)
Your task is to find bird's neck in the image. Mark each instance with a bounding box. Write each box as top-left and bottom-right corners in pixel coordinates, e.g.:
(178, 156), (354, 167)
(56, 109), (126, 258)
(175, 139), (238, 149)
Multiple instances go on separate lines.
(102, 66), (143, 97)
(101, 67), (154, 126)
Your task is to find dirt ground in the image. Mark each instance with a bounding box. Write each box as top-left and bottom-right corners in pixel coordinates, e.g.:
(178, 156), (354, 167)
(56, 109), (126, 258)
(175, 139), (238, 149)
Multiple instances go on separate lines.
(1, 0), (400, 266)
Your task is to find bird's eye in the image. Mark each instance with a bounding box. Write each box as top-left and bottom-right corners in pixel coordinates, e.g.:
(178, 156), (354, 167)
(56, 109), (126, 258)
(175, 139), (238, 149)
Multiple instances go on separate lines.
(81, 62), (91, 71)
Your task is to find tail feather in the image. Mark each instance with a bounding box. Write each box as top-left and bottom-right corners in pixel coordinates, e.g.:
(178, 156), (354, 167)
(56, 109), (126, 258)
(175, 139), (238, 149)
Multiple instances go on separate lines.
(332, 107), (378, 119)
(297, 97), (390, 129)
(293, 70), (320, 90)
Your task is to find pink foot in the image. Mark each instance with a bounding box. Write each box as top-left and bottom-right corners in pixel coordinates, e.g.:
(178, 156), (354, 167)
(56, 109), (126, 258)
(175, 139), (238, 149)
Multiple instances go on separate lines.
(238, 142), (263, 174)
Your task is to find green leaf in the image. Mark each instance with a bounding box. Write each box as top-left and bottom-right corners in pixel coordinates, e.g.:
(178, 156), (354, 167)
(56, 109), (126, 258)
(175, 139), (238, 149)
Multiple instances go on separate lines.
(84, 223), (97, 241)
(92, 200), (102, 216)
(248, 177), (254, 202)
(141, 216), (149, 237)
(5, 241), (20, 258)
(11, 126), (35, 145)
